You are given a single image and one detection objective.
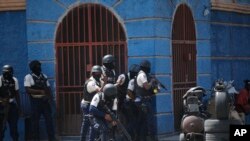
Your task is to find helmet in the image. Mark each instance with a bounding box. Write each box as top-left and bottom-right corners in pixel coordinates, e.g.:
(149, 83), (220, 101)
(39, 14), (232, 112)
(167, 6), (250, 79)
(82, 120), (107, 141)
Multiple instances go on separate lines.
(29, 60), (41, 70)
(129, 64), (140, 73)
(103, 83), (117, 98)
(102, 54), (115, 64)
(2, 65), (13, 74)
(91, 65), (102, 73)
(140, 60), (151, 68)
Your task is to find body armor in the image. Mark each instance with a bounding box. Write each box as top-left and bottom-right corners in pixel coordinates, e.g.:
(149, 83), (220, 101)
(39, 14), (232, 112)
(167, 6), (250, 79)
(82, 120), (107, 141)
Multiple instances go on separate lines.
(134, 73), (152, 97)
(102, 67), (116, 84)
(83, 79), (101, 102)
(0, 76), (15, 99)
(31, 74), (47, 90)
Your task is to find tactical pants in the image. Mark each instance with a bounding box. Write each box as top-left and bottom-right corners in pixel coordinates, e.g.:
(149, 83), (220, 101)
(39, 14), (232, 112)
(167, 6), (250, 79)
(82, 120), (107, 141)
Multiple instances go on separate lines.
(89, 118), (109, 141)
(0, 103), (9, 141)
(135, 99), (155, 141)
(80, 103), (91, 141)
(7, 102), (19, 141)
(30, 98), (55, 141)
(123, 100), (138, 140)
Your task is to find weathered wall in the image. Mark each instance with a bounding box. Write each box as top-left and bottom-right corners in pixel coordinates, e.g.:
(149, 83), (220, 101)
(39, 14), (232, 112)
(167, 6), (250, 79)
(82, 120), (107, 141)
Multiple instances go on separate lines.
(25, 0), (213, 135)
(0, 10), (27, 140)
(211, 11), (250, 89)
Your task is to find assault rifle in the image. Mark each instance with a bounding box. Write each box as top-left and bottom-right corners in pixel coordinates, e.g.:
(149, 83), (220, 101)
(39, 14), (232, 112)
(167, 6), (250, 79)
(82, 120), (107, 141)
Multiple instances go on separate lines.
(103, 105), (132, 141)
(150, 75), (167, 94)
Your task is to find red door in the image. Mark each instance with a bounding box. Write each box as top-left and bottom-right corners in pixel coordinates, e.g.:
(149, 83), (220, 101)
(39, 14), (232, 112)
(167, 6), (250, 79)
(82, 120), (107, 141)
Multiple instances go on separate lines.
(172, 4), (197, 131)
(55, 4), (127, 135)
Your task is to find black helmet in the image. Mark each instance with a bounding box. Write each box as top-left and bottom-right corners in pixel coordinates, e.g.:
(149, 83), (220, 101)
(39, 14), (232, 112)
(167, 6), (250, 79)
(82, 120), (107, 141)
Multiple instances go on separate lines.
(2, 65), (13, 74)
(140, 60), (151, 68)
(129, 64), (140, 73)
(103, 83), (117, 98)
(29, 60), (41, 70)
(91, 65), (102, 73)
(102, 54), (115, 64)
(2, 65), (14, 79)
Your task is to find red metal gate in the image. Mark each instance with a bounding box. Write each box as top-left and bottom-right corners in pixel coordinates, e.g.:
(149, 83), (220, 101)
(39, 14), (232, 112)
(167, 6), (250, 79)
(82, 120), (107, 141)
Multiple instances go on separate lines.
(55, 4), (127, 135)
(172, 4), (196, 131)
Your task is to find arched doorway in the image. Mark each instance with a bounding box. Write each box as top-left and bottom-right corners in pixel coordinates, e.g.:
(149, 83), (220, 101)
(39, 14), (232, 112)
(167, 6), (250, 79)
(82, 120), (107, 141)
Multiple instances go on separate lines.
(172, 4), (196, 130)
(55, 4), (127, 135)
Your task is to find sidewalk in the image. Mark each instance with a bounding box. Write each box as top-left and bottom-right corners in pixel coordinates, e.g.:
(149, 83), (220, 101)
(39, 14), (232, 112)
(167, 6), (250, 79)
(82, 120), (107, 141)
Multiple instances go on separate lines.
(60, 134), (180, 141)
(157, 133), (179, 141)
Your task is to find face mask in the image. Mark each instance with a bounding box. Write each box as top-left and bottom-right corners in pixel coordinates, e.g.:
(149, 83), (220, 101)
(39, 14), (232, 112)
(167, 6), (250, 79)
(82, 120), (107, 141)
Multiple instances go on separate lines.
(93, 73), (102, 81)
(32, 65), (42, 75)
(3, 72), (13, 80)
(142, 67), (151, 74)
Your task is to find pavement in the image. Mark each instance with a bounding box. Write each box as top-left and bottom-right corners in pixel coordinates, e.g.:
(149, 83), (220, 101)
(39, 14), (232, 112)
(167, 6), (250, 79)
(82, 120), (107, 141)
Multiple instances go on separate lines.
(59, 134), (179, 141)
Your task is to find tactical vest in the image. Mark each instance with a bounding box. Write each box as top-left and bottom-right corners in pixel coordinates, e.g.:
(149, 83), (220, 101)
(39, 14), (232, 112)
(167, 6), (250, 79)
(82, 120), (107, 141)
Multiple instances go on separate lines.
(83, 79), (101, 102)
(134, 72), (152, 97)
(31, 73), (47, 90)
(0, 76), (16, 99)
(117, 73), (129, 98)
(103, 67), (116, 84)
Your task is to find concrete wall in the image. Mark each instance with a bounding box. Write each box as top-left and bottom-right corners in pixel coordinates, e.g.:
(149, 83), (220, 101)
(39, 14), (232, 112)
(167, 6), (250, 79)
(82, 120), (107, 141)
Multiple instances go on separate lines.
(0, 10), (27, 140)
(25, 0), (213, 135)
(211, 9), (250, 123)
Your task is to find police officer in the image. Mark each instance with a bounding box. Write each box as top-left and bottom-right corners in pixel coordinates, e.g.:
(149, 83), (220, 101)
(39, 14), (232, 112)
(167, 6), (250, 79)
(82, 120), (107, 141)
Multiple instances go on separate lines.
(116, 64), (140, 111)
(0, 65), (20, 141)
(24, 60), (56, 141)
(88, 84), (117, 141)
(80, 65), (106, 141)
(122, 64), (140, 140)
(102, 54), (116, 84)
(134, 60), (156, 141)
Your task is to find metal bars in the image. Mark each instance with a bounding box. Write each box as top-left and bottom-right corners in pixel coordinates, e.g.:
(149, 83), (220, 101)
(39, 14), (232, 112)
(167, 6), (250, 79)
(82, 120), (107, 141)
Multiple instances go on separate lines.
(55, 4), (127, 135)
(172, 4), (197, 131)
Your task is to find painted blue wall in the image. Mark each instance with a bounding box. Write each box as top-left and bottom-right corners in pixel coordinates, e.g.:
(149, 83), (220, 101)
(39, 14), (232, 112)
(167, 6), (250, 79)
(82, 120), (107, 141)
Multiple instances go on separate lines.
(211, 10), (250, 123)
(0, 10), (27, 140)
(25, 0), (213, 136)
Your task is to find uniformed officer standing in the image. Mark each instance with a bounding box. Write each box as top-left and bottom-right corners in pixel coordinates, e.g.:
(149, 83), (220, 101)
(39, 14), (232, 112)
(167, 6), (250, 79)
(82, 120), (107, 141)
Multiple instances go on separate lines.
(122, 64), (140, 140)
(24, 60), (56, 141)
(88, 84), (117, 141)
(102, 54), (116, 84)
(134, 60), (156, 141)
(0, 65), (20, 141)
(80, 65), (106, 141)
(116, 64), (140, 112)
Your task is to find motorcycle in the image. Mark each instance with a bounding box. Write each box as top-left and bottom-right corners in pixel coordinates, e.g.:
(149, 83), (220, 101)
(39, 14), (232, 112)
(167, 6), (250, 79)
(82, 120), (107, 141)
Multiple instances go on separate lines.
(213, 79), (243, 124)
(179, 86), (208, 141)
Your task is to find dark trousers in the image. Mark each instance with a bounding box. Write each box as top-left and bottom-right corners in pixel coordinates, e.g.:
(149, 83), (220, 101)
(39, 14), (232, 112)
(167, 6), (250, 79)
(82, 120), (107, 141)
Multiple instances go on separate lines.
(0, 102), (18, 141)
(7, 103), (19, 141)
(80, 103), (91, 141)
(123, 100), (138, 140)
(89, 118), (108, 141)
(135, 99), (155, 141)
(0, 103), (8, 141)
(30, 98), (55, 141)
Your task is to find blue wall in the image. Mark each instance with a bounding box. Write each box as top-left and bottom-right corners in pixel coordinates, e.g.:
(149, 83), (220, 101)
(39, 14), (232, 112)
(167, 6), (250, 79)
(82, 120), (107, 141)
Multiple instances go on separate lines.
(2, 0), (249, 138)
(0, 10), (27, 140)
(25, 0), (213, 136)
(211, 11), (250, 90)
